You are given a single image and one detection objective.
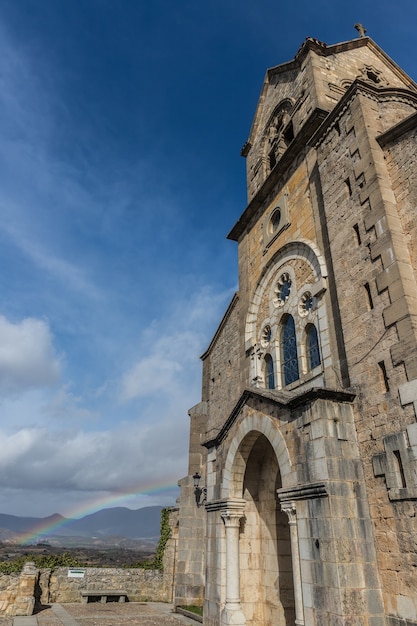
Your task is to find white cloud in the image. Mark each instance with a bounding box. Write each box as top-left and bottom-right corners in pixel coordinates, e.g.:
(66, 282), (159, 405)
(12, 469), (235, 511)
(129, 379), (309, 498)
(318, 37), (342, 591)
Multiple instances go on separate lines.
(0, 285), (234, 514)
(120, 285), (234, 402)
(0, 420), (188, 496)
(0, 315), (61, 394)
(42, 386), (99, 423)
(120, 330), (197, 401)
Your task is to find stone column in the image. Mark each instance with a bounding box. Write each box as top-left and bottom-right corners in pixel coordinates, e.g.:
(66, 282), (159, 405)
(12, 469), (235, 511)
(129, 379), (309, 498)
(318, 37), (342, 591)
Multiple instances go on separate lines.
(220, 501), (246, 626)
(281, 502), (304, 626)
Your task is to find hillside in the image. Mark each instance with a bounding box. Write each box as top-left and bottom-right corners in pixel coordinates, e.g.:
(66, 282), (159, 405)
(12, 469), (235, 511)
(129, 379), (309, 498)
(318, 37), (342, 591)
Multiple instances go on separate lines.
(0, 505), (163, 543)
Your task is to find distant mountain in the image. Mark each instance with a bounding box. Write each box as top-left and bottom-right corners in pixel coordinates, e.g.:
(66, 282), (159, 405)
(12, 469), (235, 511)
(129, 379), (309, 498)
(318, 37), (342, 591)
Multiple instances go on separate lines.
(0, 506), (163, 542)
(66, 506), (163, 538)
(0, 512), (65, 534)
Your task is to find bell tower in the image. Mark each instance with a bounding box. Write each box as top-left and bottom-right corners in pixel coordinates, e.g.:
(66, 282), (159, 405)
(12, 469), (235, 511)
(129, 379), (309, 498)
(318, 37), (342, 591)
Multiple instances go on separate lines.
(175, 33), (417, 626)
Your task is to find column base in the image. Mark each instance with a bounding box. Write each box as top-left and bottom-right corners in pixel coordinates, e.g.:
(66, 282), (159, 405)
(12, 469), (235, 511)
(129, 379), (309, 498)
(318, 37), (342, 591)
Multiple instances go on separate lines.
(221, 603), (246, 626)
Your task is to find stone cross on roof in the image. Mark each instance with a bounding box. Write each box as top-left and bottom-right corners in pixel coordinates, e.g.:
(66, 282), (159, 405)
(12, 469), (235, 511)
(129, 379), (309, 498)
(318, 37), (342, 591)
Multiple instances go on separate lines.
(354, 23), (367, 37)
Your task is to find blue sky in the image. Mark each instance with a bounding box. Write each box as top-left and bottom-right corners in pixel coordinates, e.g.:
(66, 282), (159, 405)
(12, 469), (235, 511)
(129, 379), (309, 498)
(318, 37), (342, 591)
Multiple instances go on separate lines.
(0, 0), (415, 518)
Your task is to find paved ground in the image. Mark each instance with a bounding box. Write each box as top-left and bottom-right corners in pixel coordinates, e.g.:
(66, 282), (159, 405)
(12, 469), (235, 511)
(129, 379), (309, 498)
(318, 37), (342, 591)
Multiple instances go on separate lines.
(1, 603), (198, 626)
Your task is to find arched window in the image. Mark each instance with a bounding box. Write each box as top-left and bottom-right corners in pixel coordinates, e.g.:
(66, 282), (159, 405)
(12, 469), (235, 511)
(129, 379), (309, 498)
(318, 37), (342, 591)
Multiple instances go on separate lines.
(281, 315), (299, 386)
(306, 324), (321, 370)
(264, 354), (275, 389)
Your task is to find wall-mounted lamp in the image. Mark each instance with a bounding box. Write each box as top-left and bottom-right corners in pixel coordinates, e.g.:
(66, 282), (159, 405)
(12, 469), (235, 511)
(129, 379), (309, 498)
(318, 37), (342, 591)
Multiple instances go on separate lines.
(192, 472), (207, 507)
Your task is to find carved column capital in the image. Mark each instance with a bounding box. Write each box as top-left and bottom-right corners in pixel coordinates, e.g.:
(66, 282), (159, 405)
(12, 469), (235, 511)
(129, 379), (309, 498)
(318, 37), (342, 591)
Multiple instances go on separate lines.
(280, 501), (297, 525)
(221, 510), (244, 528)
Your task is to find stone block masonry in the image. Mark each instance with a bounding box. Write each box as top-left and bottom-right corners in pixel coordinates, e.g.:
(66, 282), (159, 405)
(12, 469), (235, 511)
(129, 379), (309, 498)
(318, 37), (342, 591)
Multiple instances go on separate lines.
(0, 563), (173, 616)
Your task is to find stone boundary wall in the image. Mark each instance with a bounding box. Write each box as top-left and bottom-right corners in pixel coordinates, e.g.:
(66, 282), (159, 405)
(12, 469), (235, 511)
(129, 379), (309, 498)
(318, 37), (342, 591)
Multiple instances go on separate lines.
(0, 564), (173, 616)
(48, 566), (171, 603)
(0, 571), (20, 615)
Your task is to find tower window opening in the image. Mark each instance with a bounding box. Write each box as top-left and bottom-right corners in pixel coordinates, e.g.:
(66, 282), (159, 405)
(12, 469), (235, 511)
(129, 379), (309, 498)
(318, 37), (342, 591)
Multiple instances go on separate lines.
(364, 282), (374, 310)
(283, 121), (294, 145)
(269, 148), (277, 171)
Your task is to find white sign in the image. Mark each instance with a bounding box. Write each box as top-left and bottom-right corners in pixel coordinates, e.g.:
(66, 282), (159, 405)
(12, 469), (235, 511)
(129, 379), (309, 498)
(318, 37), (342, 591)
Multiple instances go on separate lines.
(68, 569), (85, 578)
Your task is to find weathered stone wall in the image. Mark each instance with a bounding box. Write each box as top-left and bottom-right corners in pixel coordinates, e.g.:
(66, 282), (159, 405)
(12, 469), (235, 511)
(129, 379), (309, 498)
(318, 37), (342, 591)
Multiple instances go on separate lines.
(0, 564), (171, 615)
(315, 87), (417, 621)
(382, 119), (417, 292)
(237, 155), (344, 393)
(0, 572), (20, 616)
(202, 295), (241, 439)
(48, 566), (168, 603)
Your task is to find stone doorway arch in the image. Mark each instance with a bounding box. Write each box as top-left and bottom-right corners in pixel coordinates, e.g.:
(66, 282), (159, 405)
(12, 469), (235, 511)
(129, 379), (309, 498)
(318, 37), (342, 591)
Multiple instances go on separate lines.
(241, 433), (295, 626)
(220, 413), (302, 626)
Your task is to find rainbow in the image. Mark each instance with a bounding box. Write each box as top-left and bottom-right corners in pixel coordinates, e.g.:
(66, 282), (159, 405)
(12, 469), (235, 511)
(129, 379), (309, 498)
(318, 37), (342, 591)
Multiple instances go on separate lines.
(17, 479), (179, 545)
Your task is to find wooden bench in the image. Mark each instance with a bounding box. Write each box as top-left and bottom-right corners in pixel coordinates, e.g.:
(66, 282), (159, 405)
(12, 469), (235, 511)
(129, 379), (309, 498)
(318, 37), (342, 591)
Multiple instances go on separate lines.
(81, 590), (128, 604)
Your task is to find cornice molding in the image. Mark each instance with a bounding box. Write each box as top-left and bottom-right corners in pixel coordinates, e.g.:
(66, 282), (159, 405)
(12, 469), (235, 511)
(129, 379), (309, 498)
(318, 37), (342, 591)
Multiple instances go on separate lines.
(277, 482), (328, 503)
(310, 80), (417, 149)
(202, 386), (355, 449)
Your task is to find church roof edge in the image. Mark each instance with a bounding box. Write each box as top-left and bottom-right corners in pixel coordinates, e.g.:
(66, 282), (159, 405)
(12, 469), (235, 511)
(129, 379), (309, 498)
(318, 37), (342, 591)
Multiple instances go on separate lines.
(200, 292), (239, 361)
(265, 36), (415, 90)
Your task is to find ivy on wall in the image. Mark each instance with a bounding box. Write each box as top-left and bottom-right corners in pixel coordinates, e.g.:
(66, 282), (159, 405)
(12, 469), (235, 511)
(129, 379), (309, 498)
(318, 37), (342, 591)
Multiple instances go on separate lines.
(134, 507), (172, 570)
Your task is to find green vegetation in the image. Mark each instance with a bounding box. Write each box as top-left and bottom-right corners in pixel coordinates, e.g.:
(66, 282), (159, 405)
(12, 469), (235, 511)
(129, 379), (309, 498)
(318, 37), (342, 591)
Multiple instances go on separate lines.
(132, 507), (171, 570)
(182, 605), (203, 616)
(0, 552), (82, 574)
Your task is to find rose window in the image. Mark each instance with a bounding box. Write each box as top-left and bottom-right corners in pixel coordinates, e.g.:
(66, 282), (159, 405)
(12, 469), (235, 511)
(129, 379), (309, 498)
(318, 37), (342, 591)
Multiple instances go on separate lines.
(273, 273), (292, 307)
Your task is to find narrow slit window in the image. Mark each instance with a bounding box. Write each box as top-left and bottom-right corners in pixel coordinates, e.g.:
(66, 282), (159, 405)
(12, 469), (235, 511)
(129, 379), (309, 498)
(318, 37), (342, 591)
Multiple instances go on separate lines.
(393, 450), (407, 489)
(364, 282), (374, 310)
(356, 172), (366, 189)
(345, 177), (352, 196)
(378, 360), (390, 392)
(353, 223), (361, 245)
(264, 354), (275, 390)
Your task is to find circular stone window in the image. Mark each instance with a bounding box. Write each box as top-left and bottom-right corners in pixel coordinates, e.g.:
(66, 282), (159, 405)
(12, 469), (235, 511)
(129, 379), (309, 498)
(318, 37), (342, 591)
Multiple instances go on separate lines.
(268, 207), (281, 236)
(273, 273), (292, 307)
(298, 291), (314, 317)
(261, 325), (272, 347)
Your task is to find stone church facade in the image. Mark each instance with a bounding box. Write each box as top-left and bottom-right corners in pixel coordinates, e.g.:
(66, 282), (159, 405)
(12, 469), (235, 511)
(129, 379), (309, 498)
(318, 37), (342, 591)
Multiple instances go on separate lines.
(174, 34), (417, 625)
